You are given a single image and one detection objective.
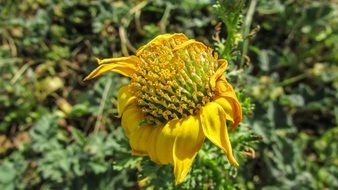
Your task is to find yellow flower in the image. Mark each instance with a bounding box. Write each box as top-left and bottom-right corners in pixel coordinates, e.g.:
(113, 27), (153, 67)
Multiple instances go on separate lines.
(84, 33), (242, 184)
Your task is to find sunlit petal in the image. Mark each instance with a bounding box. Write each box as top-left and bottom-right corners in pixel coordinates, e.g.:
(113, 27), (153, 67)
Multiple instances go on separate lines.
(121, 106), (144, 138)
(173, 116), (204, 184)
(151, 119), (179, 164)
(117, 85), (137, 117)
(83, 56), (140, 80)
(213, 97), (235, 123)
(121, 106), (160, 156)
(200, 102), (239, 166)
(136, 33), (188, 56)
(210, 59), (228, 91)
(218, 59), (228, 67)
(214, 76), (242, 128)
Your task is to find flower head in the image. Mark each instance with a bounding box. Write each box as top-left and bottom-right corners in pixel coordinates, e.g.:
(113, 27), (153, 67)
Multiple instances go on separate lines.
(85, 33), (242, 184)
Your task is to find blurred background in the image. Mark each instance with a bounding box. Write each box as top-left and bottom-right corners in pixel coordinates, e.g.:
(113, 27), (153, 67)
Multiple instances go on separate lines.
(0, 0), (337, 189)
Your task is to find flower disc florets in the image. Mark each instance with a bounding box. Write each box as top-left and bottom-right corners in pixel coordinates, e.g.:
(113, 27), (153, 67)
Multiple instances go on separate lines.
(129, 34), (219, 125)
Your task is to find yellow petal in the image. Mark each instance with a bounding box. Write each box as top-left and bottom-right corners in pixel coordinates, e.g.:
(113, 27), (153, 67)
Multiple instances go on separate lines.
(83, 56), (140, 80)
(218, 59), (228, 67)
(130, 125), (159, 156)
(200, 102), (239, 166)
(136, 33), (188, 56)
(214, 76), (235, 97)
(151, 119), (179, 164)
(173, 116), (204, 184)
(172, 39), (207, 51)
(117, 85), (137, 117)
(214, 77), (242, 128)
(121, 106), (160, 156)
(213, 97), (235, 123)
(121, 106), (144, 138)
(146, 116), (204, 184)
(214, 96), (242, 129)
(210, 60), (228, 91)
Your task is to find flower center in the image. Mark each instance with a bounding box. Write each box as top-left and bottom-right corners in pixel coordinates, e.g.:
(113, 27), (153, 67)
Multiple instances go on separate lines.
(130, 36), (218, 126)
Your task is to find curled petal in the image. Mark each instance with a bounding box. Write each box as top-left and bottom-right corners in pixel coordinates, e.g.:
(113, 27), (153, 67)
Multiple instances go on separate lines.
(117, 85), (137, 117)
(214, 77), (242, 128)
(218, 59), (228, 67)
(83, 56), (140, 80)
(200, 102), (239, 166)
(213, 97), (235, 123)
(210, 60), (228, 91)
(214, 76), (235, 97)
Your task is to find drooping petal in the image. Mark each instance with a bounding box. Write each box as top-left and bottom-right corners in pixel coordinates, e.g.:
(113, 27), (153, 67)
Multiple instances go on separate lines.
(213, 97), (235, 123)
(214, 76), (242, 128)
(210, 59), (228, 91)
(214, 75), (235, 97)
(146, 115), (204, 184)
(200, 102), (239, 166)
(83, 56), (140, 80)
(151, 119), (179, 164)
(121, 106), (160, 156)
(117, 85), (137, 117)
(173, 116), (205, 184)
(130, 125), (159, 156)
(121, 106), (144, 138)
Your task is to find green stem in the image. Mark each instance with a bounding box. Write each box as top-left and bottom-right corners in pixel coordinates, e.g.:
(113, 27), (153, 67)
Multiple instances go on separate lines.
(279, 73), (308, 86)
(241, 0), (257, 65)
(94, 78), (112, 132)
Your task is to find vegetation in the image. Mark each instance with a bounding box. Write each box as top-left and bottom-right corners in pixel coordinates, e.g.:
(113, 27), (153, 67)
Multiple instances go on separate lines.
(0, 0), (337, 189)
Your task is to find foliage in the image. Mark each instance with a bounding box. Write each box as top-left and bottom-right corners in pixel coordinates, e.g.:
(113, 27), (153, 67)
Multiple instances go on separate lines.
(0, 0), (337, 189)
